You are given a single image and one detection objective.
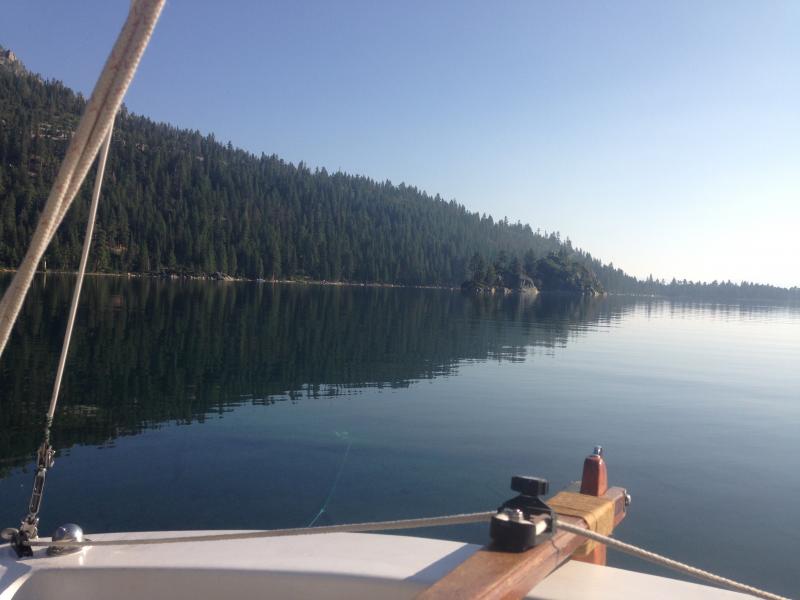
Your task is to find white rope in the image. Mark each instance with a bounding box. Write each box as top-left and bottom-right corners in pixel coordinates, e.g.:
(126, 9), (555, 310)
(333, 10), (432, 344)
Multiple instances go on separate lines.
(47, 121), (114, 422)
(24, 511), (790, 599)
(26, 511), (497, 546)
(557, 520), (790, 600)
(0, 0), (165, 360)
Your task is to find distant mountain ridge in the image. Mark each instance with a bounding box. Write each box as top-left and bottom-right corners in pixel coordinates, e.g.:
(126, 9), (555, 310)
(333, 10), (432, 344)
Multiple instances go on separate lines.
(0, 46), (797, 301)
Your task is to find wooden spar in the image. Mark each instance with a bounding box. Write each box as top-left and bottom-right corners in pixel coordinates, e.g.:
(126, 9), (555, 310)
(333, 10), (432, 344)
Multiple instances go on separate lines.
(415, 487), (627, 600)
(416, 449), (627, 600)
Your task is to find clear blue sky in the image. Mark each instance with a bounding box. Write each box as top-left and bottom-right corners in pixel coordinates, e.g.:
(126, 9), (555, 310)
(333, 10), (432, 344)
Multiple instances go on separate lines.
(3, 1), (798, 286)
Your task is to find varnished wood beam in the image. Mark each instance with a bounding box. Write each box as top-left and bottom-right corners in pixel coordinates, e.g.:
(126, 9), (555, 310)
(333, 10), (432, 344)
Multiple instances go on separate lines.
(416, 486), (627, 600)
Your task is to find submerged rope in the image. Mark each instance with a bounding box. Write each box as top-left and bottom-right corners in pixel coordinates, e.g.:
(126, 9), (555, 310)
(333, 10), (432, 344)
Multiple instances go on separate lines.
(307, 438), (353, 527)
(24, 511), (789, 599)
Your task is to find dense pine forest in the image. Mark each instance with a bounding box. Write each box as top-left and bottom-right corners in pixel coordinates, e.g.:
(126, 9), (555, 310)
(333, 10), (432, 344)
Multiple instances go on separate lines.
(1, 46), (797, 301)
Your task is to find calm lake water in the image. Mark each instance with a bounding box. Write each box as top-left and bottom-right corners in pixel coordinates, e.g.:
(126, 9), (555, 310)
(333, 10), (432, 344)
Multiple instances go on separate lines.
(1, 274), (798, 595)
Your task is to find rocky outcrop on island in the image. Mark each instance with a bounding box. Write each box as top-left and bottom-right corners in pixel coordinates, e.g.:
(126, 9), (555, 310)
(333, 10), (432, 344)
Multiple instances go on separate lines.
(531, 253), (605, 296)
(462, 251), (604, 297)
(461, 272), (539, 296)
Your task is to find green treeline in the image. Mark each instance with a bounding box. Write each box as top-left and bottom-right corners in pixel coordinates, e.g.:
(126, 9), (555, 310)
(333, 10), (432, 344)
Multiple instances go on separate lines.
(0, 49), (798, 301)
(0, 57), (566, 285)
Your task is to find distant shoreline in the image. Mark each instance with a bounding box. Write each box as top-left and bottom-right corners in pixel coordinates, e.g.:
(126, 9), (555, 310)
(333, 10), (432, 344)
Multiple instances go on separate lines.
(0, 268), (459, 292)
(2, 268), (798, 303)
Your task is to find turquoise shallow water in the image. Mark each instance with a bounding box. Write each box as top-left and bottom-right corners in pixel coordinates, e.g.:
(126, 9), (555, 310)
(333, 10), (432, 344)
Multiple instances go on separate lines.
(1, 275), (799, 596)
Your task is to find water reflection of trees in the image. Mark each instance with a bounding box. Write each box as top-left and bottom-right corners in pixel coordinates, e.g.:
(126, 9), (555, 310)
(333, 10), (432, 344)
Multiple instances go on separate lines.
(0, 275), (708, 474)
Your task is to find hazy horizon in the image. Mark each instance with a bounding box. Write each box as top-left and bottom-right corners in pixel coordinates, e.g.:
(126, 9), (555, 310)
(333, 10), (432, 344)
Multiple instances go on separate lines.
(2, 1), (798, 287)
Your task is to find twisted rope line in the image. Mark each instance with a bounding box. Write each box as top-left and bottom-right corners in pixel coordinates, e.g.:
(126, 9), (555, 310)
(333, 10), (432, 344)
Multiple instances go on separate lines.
(558, 520), (789, 600)
(0, 0), (165, 359)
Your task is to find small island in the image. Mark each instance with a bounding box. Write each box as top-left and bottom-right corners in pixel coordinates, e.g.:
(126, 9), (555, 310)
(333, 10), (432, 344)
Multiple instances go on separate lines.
(461, 250), (604, 296)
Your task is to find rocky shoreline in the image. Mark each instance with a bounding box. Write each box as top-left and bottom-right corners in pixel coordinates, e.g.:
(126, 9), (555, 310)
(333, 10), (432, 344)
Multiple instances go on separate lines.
(460, 280), (539, 296)
(0, 267), (457, 291)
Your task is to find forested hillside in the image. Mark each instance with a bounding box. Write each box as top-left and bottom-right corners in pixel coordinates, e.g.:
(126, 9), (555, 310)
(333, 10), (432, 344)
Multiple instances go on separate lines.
(0, 49), (571, 286)
(1, 46), (797, 301)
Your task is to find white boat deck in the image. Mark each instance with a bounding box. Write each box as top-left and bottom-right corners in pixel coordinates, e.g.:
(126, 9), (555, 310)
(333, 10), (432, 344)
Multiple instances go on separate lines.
(1, 531), (748, 599)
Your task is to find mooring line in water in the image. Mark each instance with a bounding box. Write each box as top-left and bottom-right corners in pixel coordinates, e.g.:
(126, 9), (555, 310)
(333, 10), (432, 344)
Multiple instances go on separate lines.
(307, 438), (353, 527)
